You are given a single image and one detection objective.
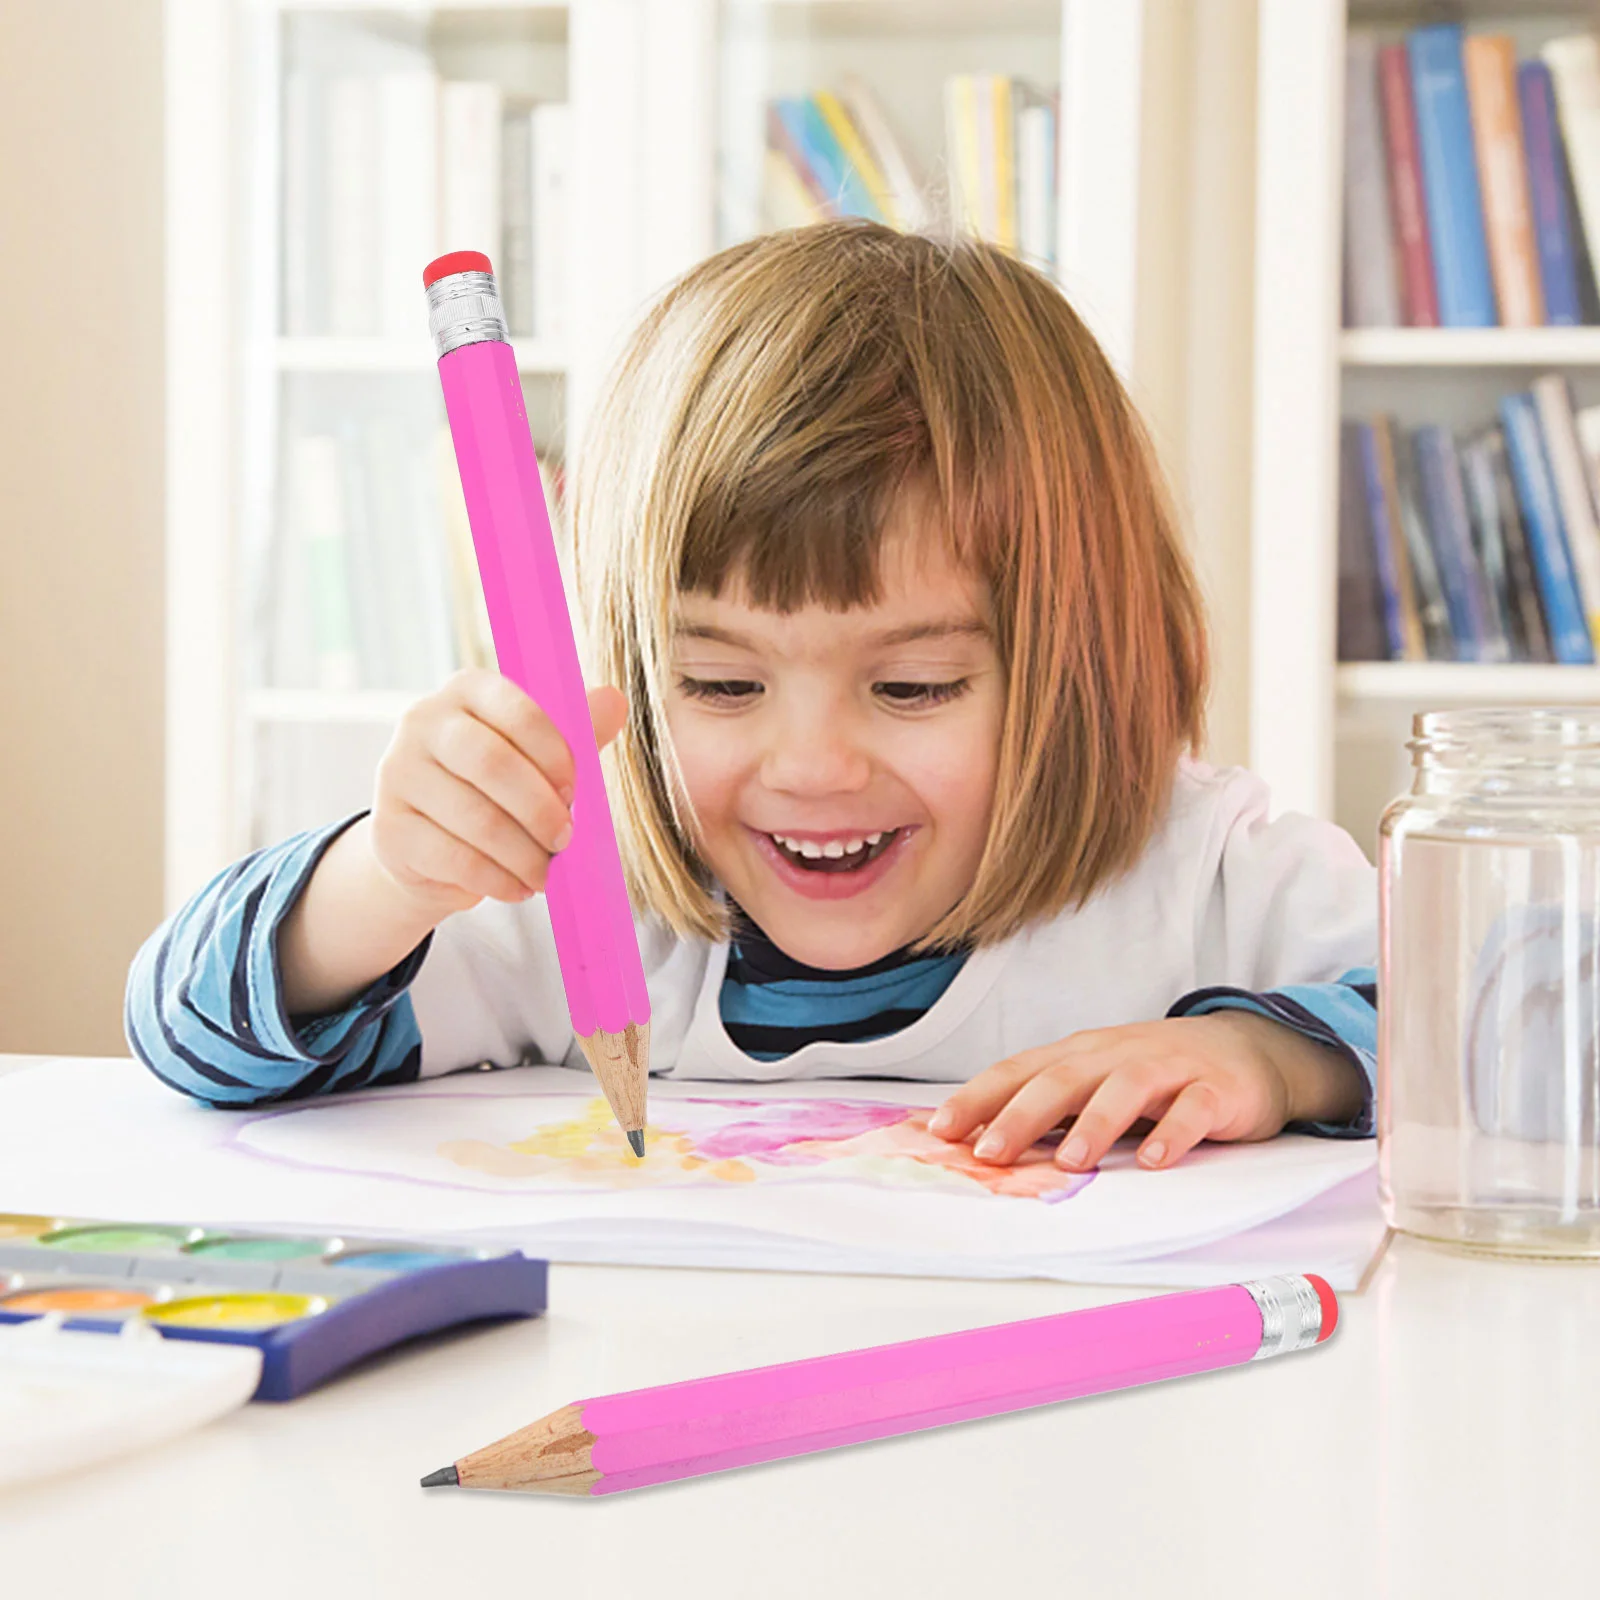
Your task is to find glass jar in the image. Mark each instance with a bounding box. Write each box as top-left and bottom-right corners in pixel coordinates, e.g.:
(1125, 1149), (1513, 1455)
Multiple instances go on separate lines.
(1381, 706), (1600, 1257)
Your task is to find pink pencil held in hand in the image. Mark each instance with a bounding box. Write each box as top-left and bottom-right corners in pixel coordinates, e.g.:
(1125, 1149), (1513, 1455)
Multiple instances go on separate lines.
(424, 250), (650, 1155)
(421, 1274), (1339, 1495)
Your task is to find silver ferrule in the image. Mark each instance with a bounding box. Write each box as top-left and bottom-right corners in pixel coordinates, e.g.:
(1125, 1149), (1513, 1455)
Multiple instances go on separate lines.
(426, 270), (508, 357)
(1239, 1275), (1323, 1360)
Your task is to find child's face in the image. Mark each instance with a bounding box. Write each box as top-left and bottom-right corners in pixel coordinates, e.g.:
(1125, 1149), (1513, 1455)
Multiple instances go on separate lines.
(665, 518), (1004, 969)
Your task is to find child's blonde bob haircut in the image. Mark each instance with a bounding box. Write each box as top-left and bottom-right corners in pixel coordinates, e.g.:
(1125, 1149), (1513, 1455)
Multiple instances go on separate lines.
(571, 221), (1209, 951)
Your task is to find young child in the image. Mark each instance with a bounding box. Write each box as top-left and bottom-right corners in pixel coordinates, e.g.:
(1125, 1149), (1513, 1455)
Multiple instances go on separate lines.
(127, 222), (1377, 1176)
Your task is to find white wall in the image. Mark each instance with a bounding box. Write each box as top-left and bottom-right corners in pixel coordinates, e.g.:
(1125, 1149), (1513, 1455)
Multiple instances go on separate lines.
(0, 2), (165, 1054)
(1129, 0), (1259, 774)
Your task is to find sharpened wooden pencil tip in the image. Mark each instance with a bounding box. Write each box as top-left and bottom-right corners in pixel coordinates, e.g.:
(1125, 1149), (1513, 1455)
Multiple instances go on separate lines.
(627, 1128), (645, 1158)
(420, 1465), (459, 1488)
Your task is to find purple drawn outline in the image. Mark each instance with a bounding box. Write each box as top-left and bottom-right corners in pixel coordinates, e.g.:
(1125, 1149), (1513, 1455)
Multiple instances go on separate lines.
(222, 1088), (1098, 1204)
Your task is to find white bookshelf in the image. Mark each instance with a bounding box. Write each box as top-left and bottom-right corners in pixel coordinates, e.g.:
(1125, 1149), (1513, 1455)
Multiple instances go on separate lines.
(1253, 0), (1600, 859)
(164, 0), (1147, 911)
(274, 335), (567, 372)
(1342, 326), (1600, 364)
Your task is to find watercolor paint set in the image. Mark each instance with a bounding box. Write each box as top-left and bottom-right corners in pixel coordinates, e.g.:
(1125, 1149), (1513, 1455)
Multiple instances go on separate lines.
(0, 1212), (547, 1401)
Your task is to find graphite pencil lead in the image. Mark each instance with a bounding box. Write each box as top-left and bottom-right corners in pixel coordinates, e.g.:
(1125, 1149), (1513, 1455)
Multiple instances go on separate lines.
(627, 1128), (646, 1158)
(420, 1465), (460, 1489)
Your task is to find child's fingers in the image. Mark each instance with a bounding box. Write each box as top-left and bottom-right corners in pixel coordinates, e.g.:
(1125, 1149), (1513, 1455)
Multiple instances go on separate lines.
(967, 1062), (1100, 1163)
(927, 1047), (1061, 1142)
(382, 803), (541, 906)
(1052, 1070), (1165, 1171)
(445, 668), (579, 799)
(400, 758), (564, 894)
(1135, 1080), (1225, 1169)
(422, 710), (574, 856)
(588, 685), (629, 750)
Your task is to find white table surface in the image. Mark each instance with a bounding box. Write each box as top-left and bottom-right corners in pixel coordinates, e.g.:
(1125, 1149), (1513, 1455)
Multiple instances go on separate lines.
(4, 1060), (1598, 1600)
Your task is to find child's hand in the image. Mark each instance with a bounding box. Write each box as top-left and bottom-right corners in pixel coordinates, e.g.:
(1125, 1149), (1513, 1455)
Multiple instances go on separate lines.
(926, 1012), (1364, 1171)
(366, 669), (629, 921)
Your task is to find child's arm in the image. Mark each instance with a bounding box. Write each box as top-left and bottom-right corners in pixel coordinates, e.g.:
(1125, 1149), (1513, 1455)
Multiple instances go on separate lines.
(274, 814), (445, 1018)
(929, 765), (1377, 1169)
(126, 670), (628, 1106)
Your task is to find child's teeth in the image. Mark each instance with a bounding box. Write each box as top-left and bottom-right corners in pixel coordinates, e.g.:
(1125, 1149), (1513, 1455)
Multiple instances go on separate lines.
(823, 841), (846, 858)
(798, 840), (823, 859)
(865, 832), (882, 846)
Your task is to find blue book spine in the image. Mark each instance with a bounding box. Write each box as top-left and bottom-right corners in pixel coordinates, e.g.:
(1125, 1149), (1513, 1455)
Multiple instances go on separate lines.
(776, 98), (880, 222)
(1498, 393), (1596, 663)
(1413, 426), (1482, 659)
(1356, 422), (1407, 658)
(1408, 24), (1497, 326)
(1518, 62), (1582, 327)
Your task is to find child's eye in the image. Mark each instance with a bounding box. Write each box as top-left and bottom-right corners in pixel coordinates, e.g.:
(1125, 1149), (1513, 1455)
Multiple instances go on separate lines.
(677, 676), (763, 704)
(874, 679), (971, 707)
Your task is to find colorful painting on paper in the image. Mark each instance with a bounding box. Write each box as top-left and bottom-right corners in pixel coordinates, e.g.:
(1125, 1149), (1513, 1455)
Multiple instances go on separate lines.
(231, 1091), (1097, 1203)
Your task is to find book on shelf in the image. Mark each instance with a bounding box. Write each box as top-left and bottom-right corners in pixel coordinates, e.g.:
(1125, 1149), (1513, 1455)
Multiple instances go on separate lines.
(1531, 373), (1600, 645)
(941, 74), (1057, 267)
(266, 422), (567, 695)
(1414, 423), (1503, 660)
(757, 75), (1053, 270)
(1498, 392), (1594, 664)
(1346, 34), (1402, 327)
(1376, 41), (1439, 326)
(1409, 24), (1497, 327)
(840, 74), (929, 232)
(1463, 33), (1544, 328)
(1345, 23), (1600, 329)
(439, 80), (503, 272)
(1337, 423), (1390, 661)
(1518, 61), (1584, 325)
(1461, 427), (1551, 663)
(530, 102), (571, 346)
(1353, 420), (1423, 660)
(1388, 423), (1454, 661)
(281, 60), (570, 342)
(1337, 387), (1600, 668)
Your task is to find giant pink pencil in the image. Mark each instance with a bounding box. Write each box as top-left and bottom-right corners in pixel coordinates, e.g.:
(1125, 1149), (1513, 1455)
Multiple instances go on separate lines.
(425, 250), (650, 1154)
(421, 1273), (1338, 1494)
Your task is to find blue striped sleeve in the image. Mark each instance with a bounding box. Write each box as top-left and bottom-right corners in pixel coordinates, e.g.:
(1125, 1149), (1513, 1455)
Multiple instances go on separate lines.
(124, 811), (434, 1107)
(1166, 966), (1377, 1139)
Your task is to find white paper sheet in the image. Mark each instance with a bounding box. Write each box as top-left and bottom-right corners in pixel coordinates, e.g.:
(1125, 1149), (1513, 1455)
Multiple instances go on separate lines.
(0, 1058), (1385, 1286)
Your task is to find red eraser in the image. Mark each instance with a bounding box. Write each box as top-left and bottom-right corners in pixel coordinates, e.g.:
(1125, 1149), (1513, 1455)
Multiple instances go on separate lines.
(423, 250), (494, 288)
(1304, 1273), (1338, 1342)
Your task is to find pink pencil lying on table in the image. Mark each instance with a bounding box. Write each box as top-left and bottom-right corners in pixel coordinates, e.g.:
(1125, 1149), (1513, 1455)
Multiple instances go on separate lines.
(424, 250), (650, 1154)
(420, 1274), (1338, 1495)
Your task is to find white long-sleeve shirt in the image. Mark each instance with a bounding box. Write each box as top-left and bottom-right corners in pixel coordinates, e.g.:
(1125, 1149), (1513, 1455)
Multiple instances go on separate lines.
(126, 757), (1380, 1136)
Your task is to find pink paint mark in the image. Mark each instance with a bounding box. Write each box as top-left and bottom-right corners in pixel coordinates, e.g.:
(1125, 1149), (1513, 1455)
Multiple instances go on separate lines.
(690, 1101), (912, 1162)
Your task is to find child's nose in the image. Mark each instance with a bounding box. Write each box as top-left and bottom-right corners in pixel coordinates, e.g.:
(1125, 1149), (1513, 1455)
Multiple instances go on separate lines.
(759, 707), (871, 795)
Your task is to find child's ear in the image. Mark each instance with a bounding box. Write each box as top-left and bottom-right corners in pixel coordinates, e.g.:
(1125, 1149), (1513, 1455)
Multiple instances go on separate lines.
(587, 685), (630, 751)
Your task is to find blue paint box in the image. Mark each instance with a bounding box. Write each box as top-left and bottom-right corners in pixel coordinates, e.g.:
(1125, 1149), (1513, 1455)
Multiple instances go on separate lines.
(0, 1213), (547, 1401)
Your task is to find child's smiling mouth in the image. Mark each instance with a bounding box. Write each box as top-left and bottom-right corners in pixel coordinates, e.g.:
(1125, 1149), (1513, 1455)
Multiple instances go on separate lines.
(746, 826), (914, 899)
(768, 830), (899, 871)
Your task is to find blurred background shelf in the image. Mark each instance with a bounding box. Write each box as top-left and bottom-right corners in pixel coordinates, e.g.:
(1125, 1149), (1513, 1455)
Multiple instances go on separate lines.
(1341, 328), (1600, 366)
(273, 336), (566, 372)
(1337, 662), (1600, 703)
(169, 0), (1149, 891)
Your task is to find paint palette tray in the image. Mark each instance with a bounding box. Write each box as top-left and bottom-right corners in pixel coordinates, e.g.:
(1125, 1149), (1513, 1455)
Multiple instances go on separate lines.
(0, 1213), (547, 1401)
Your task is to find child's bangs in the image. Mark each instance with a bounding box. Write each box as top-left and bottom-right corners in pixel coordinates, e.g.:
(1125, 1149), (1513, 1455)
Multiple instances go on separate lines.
(677, 450), (979, 614)
(670, 242), (990, 612)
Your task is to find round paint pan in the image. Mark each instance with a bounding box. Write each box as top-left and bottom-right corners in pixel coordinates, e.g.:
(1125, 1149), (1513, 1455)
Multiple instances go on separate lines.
(324, 1245), (477, 1272)
(144, 1292), (329, 1331)
(0, 1213), (64, 1240)
(39, 1224), (206, 1255)
(1, 1283), (157, 1317)
(182, 1234), (333, 1262)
